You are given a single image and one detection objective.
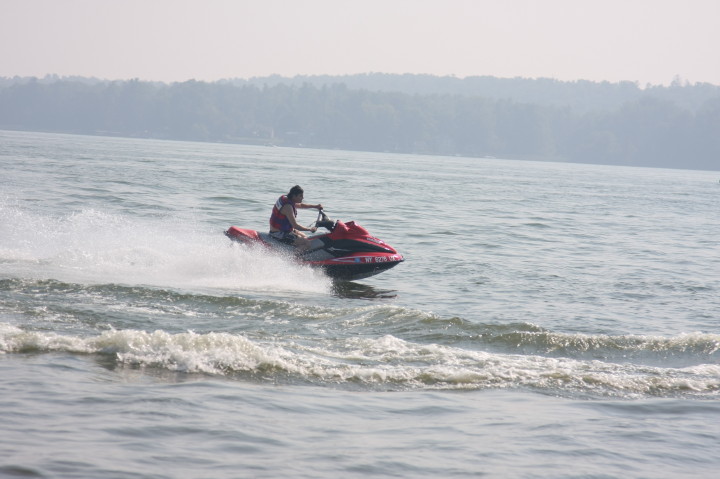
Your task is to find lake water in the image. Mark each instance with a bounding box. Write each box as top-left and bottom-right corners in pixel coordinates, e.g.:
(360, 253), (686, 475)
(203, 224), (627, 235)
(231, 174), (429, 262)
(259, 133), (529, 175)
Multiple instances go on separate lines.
(1, 129), (719, 478)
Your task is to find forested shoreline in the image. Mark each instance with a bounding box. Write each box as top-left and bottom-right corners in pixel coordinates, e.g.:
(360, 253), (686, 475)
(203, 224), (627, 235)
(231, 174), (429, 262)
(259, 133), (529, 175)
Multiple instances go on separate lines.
(1, 74), (718, 170)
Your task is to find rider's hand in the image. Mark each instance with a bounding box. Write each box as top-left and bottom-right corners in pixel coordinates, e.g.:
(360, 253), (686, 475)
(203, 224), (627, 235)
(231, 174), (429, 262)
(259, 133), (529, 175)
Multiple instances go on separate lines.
(316, 204), (323, 210)
(310, 226), (317, 233)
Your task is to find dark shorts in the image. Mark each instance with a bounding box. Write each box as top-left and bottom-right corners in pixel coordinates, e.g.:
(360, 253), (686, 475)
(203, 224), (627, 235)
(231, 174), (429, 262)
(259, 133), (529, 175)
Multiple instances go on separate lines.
(269, 230), (298, 245)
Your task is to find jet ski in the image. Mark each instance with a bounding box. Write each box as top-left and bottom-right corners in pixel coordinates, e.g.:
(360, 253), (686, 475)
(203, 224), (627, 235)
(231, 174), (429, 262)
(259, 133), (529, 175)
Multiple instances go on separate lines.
(225, 210), (404, 281)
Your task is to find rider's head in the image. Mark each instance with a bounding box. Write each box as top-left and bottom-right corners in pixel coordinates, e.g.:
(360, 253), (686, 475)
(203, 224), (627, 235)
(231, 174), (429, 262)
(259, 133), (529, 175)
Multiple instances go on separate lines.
(288, 185), (304, 202)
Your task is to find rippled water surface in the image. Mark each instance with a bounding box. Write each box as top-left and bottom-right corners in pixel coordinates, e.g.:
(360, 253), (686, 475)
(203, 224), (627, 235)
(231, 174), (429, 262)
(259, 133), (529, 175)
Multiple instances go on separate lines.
(1, 130), (719, 478)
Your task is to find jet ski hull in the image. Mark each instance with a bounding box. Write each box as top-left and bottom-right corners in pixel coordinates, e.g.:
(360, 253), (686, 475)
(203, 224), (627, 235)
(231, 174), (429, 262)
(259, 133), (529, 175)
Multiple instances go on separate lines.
(307, 252), (404, 280)
(224, 220), (403, 281)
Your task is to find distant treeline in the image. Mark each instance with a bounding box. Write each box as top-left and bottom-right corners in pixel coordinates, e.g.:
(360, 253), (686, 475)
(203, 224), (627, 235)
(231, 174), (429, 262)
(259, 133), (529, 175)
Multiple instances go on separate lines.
(1, 74), (719, 170)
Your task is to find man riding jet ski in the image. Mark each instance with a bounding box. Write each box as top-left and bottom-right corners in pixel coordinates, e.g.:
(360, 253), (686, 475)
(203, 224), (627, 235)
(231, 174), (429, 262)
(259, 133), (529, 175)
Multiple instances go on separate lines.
(267, 185), (323, 252)
(225, 186), (403, 281)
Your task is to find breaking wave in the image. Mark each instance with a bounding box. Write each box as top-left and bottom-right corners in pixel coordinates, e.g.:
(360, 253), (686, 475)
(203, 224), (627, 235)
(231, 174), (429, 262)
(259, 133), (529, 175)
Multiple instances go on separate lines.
(2, 322), (718, 398)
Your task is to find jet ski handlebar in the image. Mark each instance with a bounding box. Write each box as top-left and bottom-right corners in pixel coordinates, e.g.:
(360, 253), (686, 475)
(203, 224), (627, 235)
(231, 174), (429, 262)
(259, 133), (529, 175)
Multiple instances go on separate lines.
(314, 209), (336, 231)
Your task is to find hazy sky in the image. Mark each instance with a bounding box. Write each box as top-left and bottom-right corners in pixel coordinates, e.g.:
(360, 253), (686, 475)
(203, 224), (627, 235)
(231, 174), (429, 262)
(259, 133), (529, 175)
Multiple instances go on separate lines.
(2, 0), (719, 85)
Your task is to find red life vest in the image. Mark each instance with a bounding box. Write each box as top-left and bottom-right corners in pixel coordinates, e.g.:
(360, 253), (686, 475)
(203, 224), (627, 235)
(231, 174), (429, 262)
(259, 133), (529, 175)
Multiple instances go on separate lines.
(269, 195), (297, 232)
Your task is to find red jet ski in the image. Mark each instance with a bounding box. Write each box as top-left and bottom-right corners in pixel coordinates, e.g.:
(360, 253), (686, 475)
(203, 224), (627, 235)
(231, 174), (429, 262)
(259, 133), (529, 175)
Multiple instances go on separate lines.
(225, 211), (404, 281)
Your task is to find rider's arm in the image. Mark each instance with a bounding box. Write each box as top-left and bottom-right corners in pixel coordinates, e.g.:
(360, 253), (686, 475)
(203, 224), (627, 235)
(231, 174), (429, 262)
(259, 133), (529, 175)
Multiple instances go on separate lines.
(280, 204), (317, 233)
(297, 202), (323, 210)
